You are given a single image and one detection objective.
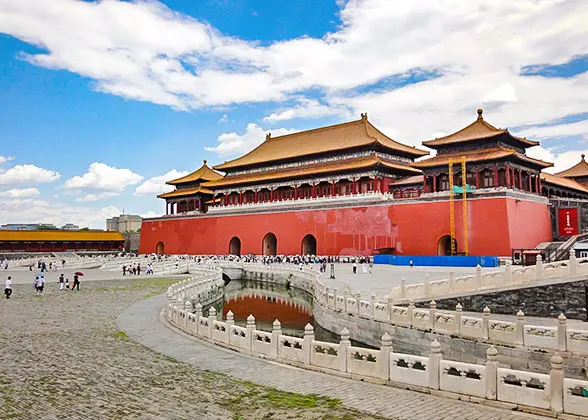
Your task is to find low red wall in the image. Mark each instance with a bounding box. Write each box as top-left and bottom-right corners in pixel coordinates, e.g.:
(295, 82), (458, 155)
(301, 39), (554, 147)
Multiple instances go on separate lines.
(140, 196), (552, 257)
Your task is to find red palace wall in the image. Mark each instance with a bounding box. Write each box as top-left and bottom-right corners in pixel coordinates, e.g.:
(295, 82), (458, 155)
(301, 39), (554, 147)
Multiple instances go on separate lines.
(140, 195), (552, 257)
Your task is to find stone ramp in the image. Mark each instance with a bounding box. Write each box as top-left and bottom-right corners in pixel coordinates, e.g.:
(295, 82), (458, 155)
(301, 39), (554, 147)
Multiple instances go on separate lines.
(118, 294), (549, 420)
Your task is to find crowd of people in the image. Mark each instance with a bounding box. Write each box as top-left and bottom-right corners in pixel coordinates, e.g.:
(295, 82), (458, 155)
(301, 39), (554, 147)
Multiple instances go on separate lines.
(121, 262), (154, 276)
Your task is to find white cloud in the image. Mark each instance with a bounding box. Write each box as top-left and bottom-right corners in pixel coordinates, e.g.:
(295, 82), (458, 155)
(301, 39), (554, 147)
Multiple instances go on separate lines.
(134, 169), (189, 196)
(0, 198), (121, 229)
(527, 146), (588, 175)
(75, 192), (119, 203)
(205, 123), (297, 158)
(0, 164), (60, 186)
(517, 119), (588, 143)
(0, 188), (40, 198)
(263, 98), (350, 123)
(1, 0), (588, 151)
(218, 114), (229, 123)
(0, 156), (15, 164)
(63, 162), (143, 192)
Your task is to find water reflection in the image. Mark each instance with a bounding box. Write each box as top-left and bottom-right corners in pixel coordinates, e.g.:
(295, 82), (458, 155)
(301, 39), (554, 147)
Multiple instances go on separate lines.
(210, 279), (342, 344)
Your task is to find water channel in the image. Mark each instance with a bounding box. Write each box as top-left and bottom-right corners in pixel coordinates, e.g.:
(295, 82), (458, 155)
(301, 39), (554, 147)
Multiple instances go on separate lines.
(207, 278), (370, 347)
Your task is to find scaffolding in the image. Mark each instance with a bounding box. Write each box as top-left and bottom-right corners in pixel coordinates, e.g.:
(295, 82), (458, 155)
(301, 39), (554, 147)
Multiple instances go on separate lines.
(448, 156), (469, 256)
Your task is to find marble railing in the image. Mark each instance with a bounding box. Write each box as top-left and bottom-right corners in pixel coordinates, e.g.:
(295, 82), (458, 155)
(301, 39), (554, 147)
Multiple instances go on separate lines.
(165, 272), (588, 417)
(194, 260), (588, 354)
(391, 254), (588, 302)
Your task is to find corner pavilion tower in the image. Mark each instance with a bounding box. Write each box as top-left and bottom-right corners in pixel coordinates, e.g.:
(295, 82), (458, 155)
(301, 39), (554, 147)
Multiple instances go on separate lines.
(141, 110), (586, 257)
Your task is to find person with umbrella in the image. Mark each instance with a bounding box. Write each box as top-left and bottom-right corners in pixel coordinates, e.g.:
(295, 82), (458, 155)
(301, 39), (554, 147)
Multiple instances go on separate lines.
(72, 272), (83, 291)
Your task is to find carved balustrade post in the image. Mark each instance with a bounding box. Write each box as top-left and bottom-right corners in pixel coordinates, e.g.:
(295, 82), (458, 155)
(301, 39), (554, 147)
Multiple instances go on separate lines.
(504, 260), (512, 285)
(400, 277), (407, 300)
(482, 306), (491, 339)
(371, 294), (376, 319)
(183, 300), (192, 330)
(569, 252), (578, 275)
(208, 307), (217, 339)
(424, 273), (431, 298)
(550, 354), (564, 414)
(339, 328), (351, 373)
(448, 272), (455, 292)
(386, 295), (394, 323)
(246, 314), (256, 352)
(407, 301), (415, 327)
(271, 319), (281, 358)
(485, 346), (498, 400)
(515, 310), (525, 345)
(557, 313), (567, 352)
(303, 323), (314, 365)
(355, 293), (361, 316)
(535, 254), (544, 281)
(226, 310), (235, 345)
(429, 300), (437, 331)
(333, 288), (339, 311)
(344, 289), (349, 313)
(455, 303), (462, 334)
(475, 265), (482, 289)
(429, 339), (442, 390)
(380, 332), (392, 380)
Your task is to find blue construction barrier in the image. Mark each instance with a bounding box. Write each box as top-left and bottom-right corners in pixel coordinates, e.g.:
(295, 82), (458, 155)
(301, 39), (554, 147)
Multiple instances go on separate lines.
(373, 255), (499, 268)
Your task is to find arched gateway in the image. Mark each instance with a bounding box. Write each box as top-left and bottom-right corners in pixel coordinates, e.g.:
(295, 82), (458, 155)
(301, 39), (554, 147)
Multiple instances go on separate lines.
(262, 233), (277, 256)
(437, 235), (457, 256)
(156, 241), (165, 255)
(229, 237), (241, 256)
(301, 234), (317, 255)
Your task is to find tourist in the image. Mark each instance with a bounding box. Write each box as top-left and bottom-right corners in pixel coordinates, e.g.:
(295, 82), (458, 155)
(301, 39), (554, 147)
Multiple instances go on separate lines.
(4, 276), (12, 299)
(352, 262), (357, 274)
(72, 274), (80, 291)
(137, 263), (141, 275)
(65, 279), (70, 289)
(122, 265), (126, 276)
(59, 273), (65, 291)
(368, 261), (373, 274)
(409, 259), (413, 268)
(37, 275), (45, 295)
(361, 262), (367, 274)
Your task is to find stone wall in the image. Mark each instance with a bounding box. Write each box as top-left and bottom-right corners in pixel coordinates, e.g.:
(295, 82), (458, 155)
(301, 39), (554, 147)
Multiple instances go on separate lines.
(430, 280), (588, 321)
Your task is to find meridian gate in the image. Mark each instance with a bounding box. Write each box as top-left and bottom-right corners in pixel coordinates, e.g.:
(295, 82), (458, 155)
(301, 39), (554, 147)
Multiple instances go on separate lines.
(262, 233), (277, 256)
(301, 234), (317, 255)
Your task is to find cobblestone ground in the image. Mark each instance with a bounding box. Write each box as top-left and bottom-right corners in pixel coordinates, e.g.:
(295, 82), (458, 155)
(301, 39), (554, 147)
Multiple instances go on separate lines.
(0, 278), (381, 420)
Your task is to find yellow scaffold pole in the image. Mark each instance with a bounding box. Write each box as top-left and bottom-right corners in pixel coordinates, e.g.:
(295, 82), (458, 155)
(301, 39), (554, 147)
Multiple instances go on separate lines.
(462, 156), (469, 256)
(448, 159), (456, 255)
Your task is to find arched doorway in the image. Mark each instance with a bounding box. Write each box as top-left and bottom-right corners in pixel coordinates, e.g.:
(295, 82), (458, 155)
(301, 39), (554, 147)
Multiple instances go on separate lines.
(437, 235), (457, 256)
(301, 234), (317, 255)
(262, 233), (277, 256)
(156, 241), (165, 255)
(229, 237), (241, 256)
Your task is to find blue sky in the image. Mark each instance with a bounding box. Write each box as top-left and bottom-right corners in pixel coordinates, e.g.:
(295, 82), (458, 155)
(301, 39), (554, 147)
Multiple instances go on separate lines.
(0, 0), (587, 228)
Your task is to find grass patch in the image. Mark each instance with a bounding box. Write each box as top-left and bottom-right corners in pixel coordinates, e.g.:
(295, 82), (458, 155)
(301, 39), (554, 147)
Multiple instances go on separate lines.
(113, 331), (129, 341)
(260, 389), (341, 409)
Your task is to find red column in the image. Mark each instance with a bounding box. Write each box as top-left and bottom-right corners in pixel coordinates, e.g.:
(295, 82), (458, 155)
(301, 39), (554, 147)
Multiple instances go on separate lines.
(165, 202), (168, 215)
(294, 185), (298, 200)
(539, 175), (543, 194)
(493, 167), (499, 187)
(518, 169), (522, 190)
(331, 180), (336, 196)
(254, 190), (258, 203)
(475, 171), (480, 189)
(528, 173), (532, 192)
(352, 179), (357, 194)
(312, 183), (317, 198)
(423, 176), (428, 193)
(505, 167), (511, 188)
(270, 189), (274, 201)
(433, 174), (437, 192)
(239, 192), (243, 204)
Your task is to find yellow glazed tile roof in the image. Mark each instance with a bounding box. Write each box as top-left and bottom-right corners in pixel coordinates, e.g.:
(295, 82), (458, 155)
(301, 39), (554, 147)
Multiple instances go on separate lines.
(166, 160), (224, 185)
(204, 155), (421, 188)
(422, 109), (539, 148)
(541, 173), (588, 193)
(213, 116), (428, 171)
(555, 154), (588, 178)
(413, 147), (552, 169)
(158, 186), (214, 199)
(0, 230), (125, 242)
(391, 175), (424, 186)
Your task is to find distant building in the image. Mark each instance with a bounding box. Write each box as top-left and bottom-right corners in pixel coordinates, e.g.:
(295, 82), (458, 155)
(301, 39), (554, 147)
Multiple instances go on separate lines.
(106, 214), (142, 232)
(0, 223), (58, 231)
(61, 223), (80, 230)
(0, 230), (124, 253)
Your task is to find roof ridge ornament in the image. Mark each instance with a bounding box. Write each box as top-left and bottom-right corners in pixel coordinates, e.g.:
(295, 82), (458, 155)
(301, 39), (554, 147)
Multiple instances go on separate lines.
(203, 159), (207, 165)
(477, 108), (484, 120)
(582, 154), (586, 161)
(360, 112), (368, 121)
(266, 132), (271, 141)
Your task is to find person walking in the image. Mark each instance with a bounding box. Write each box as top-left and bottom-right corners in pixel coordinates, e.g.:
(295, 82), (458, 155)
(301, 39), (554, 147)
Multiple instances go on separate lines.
(122, 265), (126, 276)
(72, 274), (80, 291)
(37, 276), (45, 295)
(137, 263), (141, 276)
(59, 273), (65, 291)
(352, 262), (357, 274)
(65, 279), (70, 290)
(4, 276), (12, 299)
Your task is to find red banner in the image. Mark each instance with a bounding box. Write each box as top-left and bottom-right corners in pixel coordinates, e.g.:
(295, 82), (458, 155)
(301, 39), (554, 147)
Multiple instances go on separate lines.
(558, 207), (579, 237)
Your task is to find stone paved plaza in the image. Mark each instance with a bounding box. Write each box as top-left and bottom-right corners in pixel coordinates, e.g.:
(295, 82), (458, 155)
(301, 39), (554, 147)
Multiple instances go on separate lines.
(0, 277), (382, 419)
